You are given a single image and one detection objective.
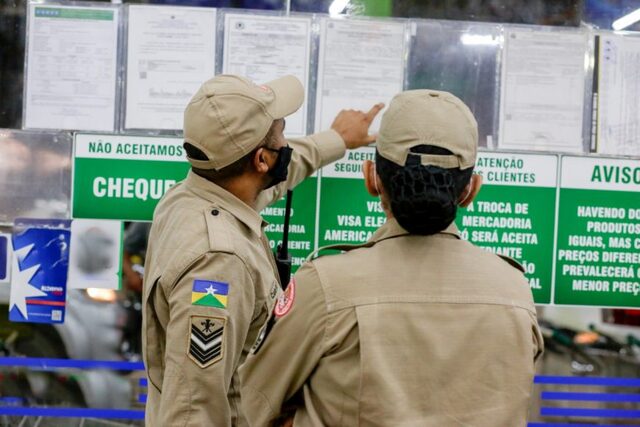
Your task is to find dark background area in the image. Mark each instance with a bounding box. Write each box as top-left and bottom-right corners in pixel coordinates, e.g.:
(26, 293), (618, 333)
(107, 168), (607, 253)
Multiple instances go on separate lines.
(1, 0), (639, 129)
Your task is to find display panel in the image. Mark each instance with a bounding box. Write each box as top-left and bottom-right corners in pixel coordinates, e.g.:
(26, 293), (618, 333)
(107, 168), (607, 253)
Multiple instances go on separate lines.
(125, 5), (217, 131)
(407, 20), (501, 147)
(68, 219), (123, 290)
(223, 12), (312, 138)
(0, 129), (72, 225)
(314, 17), (407, 133)
(24, 4), (120, 131)
(499, 28), (589, 153)
(595, 34), (640, 156)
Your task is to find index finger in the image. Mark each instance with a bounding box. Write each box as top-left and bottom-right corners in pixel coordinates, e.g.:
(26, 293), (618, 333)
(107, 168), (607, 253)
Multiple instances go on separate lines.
(365, 103), (385, 123)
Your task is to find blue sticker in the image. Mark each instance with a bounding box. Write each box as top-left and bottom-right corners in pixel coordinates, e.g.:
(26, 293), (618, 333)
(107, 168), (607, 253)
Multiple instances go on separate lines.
(9, 220), (70, 324)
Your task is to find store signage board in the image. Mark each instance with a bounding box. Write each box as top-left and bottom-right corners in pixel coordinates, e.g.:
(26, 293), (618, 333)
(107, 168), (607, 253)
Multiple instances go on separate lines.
(10, 219), (71, 324)
(317, 147), (386, 248)
(71, 131), (640, 308)
(554, 156), (640, 307)
(456, 152), (559, 304)
(261, 178), (318, 273)
(72, 134), (189, 221)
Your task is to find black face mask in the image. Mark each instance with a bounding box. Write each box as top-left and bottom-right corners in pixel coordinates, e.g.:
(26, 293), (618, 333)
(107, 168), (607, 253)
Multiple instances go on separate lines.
(264, 145), (293, 189)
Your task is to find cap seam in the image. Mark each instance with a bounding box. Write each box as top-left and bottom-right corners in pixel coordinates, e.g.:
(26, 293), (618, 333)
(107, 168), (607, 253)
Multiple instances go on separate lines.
(382, 101), (411, 165)
(441, 96), (477, 143)
(206, 95), (237, 159)
(200, 94), (275, 167)
(382, 92), (476, 167)
(214, 94), (274, 157)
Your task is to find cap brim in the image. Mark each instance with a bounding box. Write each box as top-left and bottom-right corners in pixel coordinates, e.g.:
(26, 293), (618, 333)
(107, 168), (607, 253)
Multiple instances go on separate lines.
(265, 75), (304, 119)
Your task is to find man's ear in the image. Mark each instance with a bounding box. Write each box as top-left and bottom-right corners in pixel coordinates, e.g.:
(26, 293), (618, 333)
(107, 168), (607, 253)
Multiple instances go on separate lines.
(253, 147), (270, 174)
(458, 174), (482, 207)
(363, 160), (379, 197)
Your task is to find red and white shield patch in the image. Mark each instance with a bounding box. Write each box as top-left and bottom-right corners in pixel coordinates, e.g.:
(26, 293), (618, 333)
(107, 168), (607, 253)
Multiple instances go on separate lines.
(274, 278), (296, 318)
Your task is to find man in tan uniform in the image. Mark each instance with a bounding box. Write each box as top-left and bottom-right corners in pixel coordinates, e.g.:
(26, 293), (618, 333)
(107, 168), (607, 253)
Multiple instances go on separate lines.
(240, 90), (544, 427)
(142, 74), (382, 426)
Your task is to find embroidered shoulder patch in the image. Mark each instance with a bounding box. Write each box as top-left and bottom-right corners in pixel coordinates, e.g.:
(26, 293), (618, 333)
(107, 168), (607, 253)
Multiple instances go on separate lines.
(191, 279), (228, 308)
(188, 316), (225, 368)
(274, 279), (296, 318)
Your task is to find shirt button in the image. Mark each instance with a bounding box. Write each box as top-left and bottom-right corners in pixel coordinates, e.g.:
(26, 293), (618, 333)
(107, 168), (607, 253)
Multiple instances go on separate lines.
(211, 209), (219, 216)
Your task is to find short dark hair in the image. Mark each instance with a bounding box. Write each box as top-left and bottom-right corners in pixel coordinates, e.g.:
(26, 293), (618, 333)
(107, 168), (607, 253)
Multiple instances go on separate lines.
(184, 121), (281, 184)
(376, 145), (474, 235)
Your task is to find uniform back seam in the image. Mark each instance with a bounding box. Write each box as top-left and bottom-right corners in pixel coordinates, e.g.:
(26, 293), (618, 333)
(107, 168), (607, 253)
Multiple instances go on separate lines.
(326, 297), (536, 315)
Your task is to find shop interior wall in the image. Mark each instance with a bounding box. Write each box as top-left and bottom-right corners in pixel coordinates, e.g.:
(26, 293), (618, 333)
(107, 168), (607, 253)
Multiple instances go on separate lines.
(0, 0), (640, 424)
(2, 0), (640, 342)
(7, 0), (640, 130)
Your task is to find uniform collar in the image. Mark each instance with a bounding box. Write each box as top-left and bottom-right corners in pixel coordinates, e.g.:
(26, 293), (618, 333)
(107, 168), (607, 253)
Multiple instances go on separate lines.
(369, 218), (461, 244)
(184, 170), (266, 236)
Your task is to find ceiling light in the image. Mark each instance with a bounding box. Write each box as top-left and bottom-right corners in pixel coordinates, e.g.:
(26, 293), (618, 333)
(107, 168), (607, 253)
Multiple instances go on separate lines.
(460, 34), (499, 46)
(612, 8), (640, 31)
(329, 0), (350, 17)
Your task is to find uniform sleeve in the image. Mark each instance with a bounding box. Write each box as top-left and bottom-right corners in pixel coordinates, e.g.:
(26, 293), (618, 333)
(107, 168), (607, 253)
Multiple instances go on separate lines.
(256, 130), (345, 210)
(157, 251), (256, 426)
(239, 262), (328, 426)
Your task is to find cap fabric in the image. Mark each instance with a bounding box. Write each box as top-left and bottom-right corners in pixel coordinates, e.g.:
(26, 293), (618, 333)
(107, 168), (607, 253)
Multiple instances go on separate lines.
(184, 74), (304, 170)
(376, 90), (478, 169)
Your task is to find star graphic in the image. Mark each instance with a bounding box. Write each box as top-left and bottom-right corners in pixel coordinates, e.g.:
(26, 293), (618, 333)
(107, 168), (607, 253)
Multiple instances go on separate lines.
(205, 285), (217, 296)
(10, 244), (47, 320)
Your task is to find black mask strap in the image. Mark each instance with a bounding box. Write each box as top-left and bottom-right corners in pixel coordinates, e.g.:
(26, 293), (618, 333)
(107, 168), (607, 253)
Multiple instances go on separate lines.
(264, 145), (293, 189)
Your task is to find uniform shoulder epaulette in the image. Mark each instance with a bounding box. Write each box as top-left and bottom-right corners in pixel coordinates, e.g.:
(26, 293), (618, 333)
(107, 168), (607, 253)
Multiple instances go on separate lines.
(498, 254), (525, 273)
(305, 241), (375, 263)
(204, 207), (235, 254)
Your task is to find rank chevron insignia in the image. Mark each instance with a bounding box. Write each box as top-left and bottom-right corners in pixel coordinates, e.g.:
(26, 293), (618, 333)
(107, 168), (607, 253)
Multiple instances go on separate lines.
(188, 316), (225, 368)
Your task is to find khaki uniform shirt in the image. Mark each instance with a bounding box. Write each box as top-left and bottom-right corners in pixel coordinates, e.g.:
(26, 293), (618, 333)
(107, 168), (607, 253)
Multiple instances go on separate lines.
(240, 218), (544, 427)
(142, 130), (345, 426)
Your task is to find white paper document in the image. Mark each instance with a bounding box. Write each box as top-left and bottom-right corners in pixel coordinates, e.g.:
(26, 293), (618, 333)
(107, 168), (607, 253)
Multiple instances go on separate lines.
(24, 5), (119, 131)
(499, 29), (588, 152)
(223, 14), (312, 137)
(125, 6), (217, 130)
(315, 18), (407, 133)
(68, 219), (122, 290)
(597, 35), (640, 156)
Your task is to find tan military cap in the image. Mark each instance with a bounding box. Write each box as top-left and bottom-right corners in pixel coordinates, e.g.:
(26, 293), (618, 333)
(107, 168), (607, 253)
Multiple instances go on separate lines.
(184, 74), (304, 170)
(377, 90), (478, 169)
